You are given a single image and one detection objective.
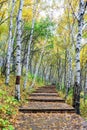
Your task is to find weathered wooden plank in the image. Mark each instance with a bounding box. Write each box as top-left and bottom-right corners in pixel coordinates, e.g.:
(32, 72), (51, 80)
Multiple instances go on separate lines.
(19, 108), (75, 113)
(28, 98), (65, 102)
(29, 93), (58, 96)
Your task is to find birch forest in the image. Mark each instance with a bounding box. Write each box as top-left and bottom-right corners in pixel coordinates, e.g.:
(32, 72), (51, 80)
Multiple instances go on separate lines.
(0, 0), (87, 129)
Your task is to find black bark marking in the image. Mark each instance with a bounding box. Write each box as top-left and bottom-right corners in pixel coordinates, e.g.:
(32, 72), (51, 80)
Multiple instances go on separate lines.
(76, 48), (80, 52)
(77, 33), (81, 37)
(76, 60), (80, 63)
(16, 76), (20, 84)
(77, 70), (80, 72)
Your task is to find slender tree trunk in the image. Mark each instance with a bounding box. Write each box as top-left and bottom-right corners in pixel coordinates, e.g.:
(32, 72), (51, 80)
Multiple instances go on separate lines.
(5, 0), (16, 85)
(84, 61), (87, 101)
(49, 65), (52, 83)
(31, 60), (34, 75)
(59, 60), (63, 89)
(45, 66), (50, 83)
(59, 58), (62, 89)
(56, 49), (59, 85)
(29, 51), (43, 89)
(73, 0), (86, 114)
(57, 57), (61, 87)
(41, 65), (45, 82)
(1, 57), (7, 76)
(64, 50), (67, 88)
(12, 25), (17, 72)
(23, 0), (37, 89)
(69, 54), (72, 87)
(65, 50), (72, 99)
(15, 0), (24, 100)
(30, 38), (47, 89)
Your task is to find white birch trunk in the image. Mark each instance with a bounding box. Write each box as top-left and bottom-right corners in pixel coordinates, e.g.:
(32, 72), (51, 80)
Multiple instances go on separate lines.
(73, 0), (86, 114)
(29, 38), (47, 89)
(59, 60), (63, 89)
(31, 60), (34, 75)
(76, 0), (86, 85)
(68, 51), (72, 88)
(85, 73), (87, 92)
(65, 50), (72, 98)
(84, 62), (87, 99)
(12, 25), (17, 71)
(15, 0), (24, 100)
(64, 50), (67, 88)
(29, 52), (43, 89)
(5, 0), (16, 84)
(23, 0), (37, 89)
(12, 25), (17, 49)
(46, 66), (50, 83)
(71, 68), (75, 87)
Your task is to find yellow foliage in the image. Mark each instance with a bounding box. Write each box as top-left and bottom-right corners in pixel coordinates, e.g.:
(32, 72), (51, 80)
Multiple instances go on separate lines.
(22, 0), (39, 21)
(0, 24), (8, 35)
(24, 0), (32, 6)
(23, 7), (33, 21)
(80, 44), (87, 67)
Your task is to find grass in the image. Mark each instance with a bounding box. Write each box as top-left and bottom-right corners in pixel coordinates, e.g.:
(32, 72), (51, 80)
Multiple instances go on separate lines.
(0, 74), (45, 130)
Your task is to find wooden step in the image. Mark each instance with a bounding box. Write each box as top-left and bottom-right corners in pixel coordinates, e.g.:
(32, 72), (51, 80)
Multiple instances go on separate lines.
(19, 85), (75, 115)
(34, 91), (57, 93)
(19, 108), (75, 113)
(36, 87), (56, 90)
(19, 102), (75, 113)
(28, 98), (65, 102)
(36, 88), (56, 90)
(35, 88), (56, 91)
(37, 87), (56, 89)
(38, 86), (56, 88)
(35, 89), (56, 91)
(29, 93), (58, 96)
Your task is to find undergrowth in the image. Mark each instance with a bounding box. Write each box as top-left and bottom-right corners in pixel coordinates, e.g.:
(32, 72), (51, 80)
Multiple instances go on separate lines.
(58, 88), (87, 120)
(0, 74), (44, 130)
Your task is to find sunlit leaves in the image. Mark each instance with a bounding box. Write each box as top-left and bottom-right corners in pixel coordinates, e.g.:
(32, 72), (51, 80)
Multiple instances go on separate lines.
(23, 7), (33, 22)
(80, 44), (87, 67)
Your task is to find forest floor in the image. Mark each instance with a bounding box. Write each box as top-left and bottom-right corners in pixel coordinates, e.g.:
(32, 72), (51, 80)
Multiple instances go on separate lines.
(14, 85), (87, 130)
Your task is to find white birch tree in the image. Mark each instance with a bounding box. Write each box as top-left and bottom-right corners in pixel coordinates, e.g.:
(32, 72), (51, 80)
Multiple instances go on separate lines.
(84, 61), (87, 101)
(29, 37), (47, 89)
(73, 0), (87, 114)
(65, 50), (72, 99)
(23, 0), (37, 89)
(5, 0), (16, 85)
(15, 0), (24, 100)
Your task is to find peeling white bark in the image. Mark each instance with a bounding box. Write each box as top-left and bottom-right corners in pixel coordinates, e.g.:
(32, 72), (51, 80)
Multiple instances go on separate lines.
(15, 0), (24, 100)
(73, 0), (87, 114)
(75, 0), (86, 85)
(23, 0), (37, 89)
(5, 0), (16, 84)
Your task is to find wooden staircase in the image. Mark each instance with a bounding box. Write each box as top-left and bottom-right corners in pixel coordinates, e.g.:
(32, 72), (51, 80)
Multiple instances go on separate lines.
(19, 85), (75, 113)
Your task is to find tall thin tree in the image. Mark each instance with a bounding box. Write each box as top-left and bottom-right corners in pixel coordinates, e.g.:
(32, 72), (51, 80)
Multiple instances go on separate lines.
(5, 0), (16, 85)
(84, 61), (87, 101)
(23, 0), (37, 89)
(30, 36), (48, 89)
(15, 0), (24, 100)
(73, 0), (87, 114)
